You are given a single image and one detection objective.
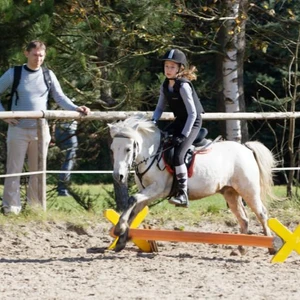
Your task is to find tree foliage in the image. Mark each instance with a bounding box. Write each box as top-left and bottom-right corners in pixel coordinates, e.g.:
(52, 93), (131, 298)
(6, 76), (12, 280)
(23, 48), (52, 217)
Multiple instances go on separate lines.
(0, 0), (300, 189)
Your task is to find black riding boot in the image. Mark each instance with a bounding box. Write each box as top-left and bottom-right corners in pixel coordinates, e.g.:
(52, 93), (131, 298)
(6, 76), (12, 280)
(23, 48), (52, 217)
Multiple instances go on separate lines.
(169, 165), (189, 207)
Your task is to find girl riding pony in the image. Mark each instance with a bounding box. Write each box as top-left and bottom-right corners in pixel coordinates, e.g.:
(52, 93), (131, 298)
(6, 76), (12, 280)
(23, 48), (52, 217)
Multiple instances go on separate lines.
(152, 49), (204, 207)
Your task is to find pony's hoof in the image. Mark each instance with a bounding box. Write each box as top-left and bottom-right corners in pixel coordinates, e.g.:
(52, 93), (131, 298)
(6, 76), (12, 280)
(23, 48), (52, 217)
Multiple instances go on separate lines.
(114, 221), (128, 236)
(113, 226), (121, 236)
(268, 248), (276, 255)
(114, 229), (129, 252)
(271, 235), (283, 254)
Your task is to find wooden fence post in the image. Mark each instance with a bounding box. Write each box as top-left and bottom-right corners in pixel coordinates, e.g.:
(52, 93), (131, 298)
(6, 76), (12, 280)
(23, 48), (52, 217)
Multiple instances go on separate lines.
(37, 118), (47, 210)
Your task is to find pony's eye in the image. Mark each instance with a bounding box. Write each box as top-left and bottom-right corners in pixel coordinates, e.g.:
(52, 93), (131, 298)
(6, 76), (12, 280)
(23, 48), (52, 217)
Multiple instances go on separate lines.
(126, 148), (131, 153)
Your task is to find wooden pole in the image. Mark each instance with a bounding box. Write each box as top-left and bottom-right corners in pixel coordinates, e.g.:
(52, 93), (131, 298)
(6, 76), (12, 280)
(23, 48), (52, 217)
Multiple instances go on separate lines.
(2, 110), (300, 121)
(37, 118), (47, 211)
(125, 228), (274, 248)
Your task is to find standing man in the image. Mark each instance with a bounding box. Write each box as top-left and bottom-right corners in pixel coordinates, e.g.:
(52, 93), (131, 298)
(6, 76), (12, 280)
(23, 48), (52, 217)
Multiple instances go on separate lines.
(0, 40), (90, 215)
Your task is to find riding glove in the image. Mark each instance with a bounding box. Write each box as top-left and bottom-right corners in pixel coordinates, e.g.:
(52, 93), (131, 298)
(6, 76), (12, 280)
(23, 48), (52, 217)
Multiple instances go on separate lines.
(172, 134), (186, 146)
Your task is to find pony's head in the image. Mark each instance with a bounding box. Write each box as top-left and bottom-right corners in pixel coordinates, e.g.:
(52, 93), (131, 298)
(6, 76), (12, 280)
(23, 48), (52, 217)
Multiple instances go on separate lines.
(108, 114), (157, 183)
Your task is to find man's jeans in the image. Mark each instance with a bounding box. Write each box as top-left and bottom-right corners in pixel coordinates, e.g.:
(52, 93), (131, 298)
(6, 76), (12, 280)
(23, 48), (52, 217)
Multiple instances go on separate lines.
(55, 127), (78, 194)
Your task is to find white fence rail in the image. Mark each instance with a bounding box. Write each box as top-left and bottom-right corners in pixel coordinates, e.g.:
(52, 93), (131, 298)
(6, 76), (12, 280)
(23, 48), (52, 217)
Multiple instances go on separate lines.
(1, 110), (299, 210)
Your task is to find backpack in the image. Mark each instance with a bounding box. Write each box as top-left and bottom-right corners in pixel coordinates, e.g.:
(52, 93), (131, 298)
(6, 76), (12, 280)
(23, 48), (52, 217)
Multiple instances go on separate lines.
(8, 65), (52, 110)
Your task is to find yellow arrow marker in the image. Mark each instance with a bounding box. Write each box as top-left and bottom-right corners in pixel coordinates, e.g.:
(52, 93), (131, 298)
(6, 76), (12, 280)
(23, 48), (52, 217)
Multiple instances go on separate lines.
(103, 209), (120, 250)
(268, 218), (300, 263)
(103, 206), (152, 252)
(103, 208), (120, 224)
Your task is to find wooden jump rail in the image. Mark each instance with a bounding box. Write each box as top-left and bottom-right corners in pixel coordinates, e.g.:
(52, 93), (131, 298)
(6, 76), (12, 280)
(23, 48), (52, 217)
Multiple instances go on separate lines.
(126, 228), (274, 248)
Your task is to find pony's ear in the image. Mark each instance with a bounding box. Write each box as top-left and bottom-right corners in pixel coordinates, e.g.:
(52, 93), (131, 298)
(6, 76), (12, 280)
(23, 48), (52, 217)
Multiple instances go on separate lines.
(108, 123), (118, 137)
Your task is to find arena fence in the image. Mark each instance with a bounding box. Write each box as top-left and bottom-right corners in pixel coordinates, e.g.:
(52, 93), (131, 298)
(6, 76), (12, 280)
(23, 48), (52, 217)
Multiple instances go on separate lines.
(1, 110), (300, 211)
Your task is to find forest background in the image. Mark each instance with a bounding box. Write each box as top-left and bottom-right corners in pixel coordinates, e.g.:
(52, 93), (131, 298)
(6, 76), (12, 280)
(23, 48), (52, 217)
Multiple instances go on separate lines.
(0, 0), (300, 197)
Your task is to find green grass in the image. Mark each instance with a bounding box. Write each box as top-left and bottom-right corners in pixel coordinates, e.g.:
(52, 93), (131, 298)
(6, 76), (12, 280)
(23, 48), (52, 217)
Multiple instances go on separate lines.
(147, 193), (228, 226)
(0, 184), (299, 227)
(0, 183), (112, 226)
(46, 183), (114, 213)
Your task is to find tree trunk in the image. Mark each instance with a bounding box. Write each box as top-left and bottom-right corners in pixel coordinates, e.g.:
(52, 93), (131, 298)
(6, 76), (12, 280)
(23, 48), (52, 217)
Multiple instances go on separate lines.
(286, 27), (300, 198)
(219, 0), (248, 143)
(237, 0), (249, 143)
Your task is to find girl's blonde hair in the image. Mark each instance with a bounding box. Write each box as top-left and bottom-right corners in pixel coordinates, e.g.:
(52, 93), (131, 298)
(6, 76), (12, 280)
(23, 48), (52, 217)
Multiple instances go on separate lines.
(178, 65), (197, 81)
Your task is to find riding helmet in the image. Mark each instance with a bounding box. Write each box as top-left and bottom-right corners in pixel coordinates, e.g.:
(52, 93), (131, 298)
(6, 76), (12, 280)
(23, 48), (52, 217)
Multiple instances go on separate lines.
(162, 49), (187, 68)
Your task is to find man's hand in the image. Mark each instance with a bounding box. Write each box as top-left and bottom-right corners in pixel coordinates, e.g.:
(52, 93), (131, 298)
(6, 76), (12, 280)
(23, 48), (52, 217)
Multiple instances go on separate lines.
(76, 106), (90, 115)
(172, 134), (186, 146)
(4, 118), (19, 126)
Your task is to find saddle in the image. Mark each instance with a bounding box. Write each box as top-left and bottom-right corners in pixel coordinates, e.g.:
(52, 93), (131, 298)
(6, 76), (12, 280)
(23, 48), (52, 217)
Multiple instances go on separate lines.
(162, 127), (210, 178)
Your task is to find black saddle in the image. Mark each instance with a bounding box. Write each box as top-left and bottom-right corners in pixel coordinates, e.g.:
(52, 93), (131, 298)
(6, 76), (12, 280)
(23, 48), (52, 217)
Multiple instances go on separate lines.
(193, 127), (208, 147)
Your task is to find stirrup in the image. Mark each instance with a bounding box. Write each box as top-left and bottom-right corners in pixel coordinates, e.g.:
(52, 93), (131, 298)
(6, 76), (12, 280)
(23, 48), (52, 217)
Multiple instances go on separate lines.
(168, 190), (189, 207)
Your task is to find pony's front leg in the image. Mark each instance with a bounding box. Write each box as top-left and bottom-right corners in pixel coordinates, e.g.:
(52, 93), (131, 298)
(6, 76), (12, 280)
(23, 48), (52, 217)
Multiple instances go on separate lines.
(114, 182), (168, 252)
(114, 195), (137, 236)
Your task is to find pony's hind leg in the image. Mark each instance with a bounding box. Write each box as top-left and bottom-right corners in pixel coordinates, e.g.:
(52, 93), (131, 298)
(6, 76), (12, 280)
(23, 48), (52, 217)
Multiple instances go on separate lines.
(242, 195), (275, 254)
(241, 192), (272, 237)
(223, 187), (249, 255)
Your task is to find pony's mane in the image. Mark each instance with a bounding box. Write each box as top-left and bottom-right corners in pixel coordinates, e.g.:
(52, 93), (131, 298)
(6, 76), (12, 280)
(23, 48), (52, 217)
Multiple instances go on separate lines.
(109, 114), (156, 140)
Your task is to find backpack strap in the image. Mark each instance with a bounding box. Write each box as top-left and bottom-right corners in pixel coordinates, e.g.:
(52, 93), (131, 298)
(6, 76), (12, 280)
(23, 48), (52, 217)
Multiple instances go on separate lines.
(42, 67), (52, 108)
(9, 65), (23, 109)
(42, 66), (51, 92)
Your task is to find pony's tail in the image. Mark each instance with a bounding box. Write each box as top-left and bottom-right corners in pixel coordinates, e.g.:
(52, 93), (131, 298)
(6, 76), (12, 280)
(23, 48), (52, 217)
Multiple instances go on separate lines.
(245, 141), (278, 202)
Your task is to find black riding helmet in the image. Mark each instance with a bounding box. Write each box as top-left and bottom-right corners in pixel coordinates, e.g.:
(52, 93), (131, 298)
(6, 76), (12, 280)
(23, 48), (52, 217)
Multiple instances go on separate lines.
(162, 49), (187, 68)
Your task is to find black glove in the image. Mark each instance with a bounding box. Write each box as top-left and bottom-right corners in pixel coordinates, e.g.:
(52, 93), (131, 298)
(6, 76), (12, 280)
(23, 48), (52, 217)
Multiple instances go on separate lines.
(172, 134), (186, 146)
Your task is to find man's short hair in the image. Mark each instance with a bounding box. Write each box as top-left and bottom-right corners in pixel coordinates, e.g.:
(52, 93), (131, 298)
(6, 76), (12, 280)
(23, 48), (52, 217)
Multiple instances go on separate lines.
(25, 40), (46, 52)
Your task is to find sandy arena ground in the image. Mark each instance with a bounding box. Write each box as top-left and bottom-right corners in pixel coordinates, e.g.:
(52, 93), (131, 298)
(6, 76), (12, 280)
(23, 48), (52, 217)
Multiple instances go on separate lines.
(0, 218), (299, 300)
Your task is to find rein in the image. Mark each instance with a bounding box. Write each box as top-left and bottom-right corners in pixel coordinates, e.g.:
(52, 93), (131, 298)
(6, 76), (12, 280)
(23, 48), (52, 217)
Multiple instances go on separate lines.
(133, 132), (172, 188)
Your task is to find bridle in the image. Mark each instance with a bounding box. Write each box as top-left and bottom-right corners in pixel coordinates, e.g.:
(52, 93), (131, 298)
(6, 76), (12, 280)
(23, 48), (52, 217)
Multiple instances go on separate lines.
(114, 132), (172, 189)
(113, 134), (140, 170)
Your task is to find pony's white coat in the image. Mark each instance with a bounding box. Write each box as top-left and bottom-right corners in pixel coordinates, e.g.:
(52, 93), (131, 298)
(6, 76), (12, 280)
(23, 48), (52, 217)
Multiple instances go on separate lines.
(109, 115), (277, 253)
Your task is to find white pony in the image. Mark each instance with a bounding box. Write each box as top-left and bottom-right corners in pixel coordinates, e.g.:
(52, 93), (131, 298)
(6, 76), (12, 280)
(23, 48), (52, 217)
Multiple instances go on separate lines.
(109, 115), (277, 253)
